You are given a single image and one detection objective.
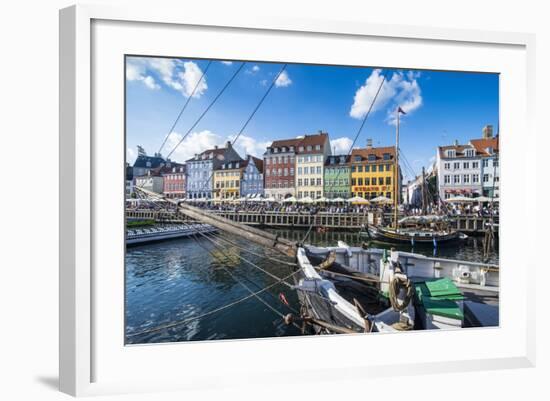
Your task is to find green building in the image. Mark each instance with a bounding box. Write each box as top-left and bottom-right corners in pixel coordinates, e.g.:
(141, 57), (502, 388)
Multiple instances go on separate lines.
(323, 155), (351, 199)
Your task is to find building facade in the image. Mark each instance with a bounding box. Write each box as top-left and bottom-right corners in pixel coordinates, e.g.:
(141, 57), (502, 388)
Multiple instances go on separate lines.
(436, 142), (483, 200)
(295, 132), (331, 199)
(263, 139), (298, 200)
(135, 169), (164, 194)
(213, 159), (246, 200)
(240, 155), (264, 198)
(162, 164), (186, 199)
(471, 135), (499, 198)
(350, 145), (399, 201)
(131, 147), (166, 178)
(323, 155), (351, 199)
(186, 141), (242, 199)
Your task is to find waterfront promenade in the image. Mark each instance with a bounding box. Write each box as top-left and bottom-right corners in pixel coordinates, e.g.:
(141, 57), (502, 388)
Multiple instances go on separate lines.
(126, 208), (498, 234)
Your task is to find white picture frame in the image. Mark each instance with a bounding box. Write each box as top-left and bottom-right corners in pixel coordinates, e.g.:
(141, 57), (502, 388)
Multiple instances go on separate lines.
(59, 3), (536, 397)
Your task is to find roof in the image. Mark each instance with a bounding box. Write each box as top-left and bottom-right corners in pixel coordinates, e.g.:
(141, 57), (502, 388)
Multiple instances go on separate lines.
(216, 159), (248, 171)
(350, 146), (396, 162)
(159, 163), (186, 175)
(324, 154), (351, 166)
(470, 137), (499, 156)
(267, 132), (329, 155)
(132, 155), (166, 169)
(247, 155), (264, 172)
(186, 147), (230, 163)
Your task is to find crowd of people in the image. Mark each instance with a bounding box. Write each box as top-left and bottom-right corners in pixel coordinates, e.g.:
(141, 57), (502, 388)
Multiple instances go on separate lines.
(126, 197), (499, 217)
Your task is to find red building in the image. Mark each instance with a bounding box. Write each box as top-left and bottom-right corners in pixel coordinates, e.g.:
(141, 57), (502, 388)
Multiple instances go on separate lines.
(161, 163), (186, 199)
(263, 138), (299, 199)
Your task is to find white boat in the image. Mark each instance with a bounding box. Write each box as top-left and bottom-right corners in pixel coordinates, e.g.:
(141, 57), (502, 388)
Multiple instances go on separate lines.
(295, 242), (499, 333)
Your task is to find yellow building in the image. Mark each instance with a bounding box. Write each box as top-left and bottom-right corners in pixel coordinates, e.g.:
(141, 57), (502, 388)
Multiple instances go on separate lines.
(350, 145), (400, 201)
(294, 132), (331, 199)
(213, 159), (245, 200)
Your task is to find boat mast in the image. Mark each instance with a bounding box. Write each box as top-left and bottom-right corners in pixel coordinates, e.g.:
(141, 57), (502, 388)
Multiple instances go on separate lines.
(394, 108), (400, 230)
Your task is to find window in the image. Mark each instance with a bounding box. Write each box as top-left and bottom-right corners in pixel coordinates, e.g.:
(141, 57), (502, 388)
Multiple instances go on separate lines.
(494, 159), (499, 167)
(463, 174), (470, 184)
(444, 162), (450, 170)
(304, 178), (309, 186)
(446, 150), (456, 158)
(351, 166), (356, 173)
(354, 155), (361, 162)
(284, 168), (288, 176)
(357, 166), (363, 173)
(383, 153), (390, 160)
(365, 177), (370, 186)
(378, 177), (384, 185)
(466, 149), (475, 157)
(453, 175), (460, 184)
(368, 154), (376, 162)
(463, 162), (470, 169)
(297, 179), (303, 186)
(351, 178), (356, 186)
(297, 167), (302, 175)
(315, 144), (321, 151)
(444, 175), (450, 184)
(372, 165), (377, 172)
(385, 177), (391, 185)
(304, 167), (309, 175)
(316, 178), (322, 186)
(483, 174), (489, 183)
(298, 191), (302, 198)
(357, 178), (363, 186)
(316, 166), (322, 174)
(306, 145), (312, 151)
(299, 146), (304, 152)
(453, 162), (460, 170)
(290, 168), (294, 176)
(472, 161), (479, 169)
(386, 164), (391, 171)
(365, 165), (370, 172)
(482, 159), (489, 168)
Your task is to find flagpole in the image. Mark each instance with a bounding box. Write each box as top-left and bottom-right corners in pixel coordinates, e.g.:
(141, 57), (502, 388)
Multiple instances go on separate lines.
(394, 107), (399, 230)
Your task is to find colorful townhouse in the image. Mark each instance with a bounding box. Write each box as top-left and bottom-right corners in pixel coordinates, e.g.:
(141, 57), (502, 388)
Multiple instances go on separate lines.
(350, 142), (400, 201)
(323, 155), (351, 199)
(263, 138), (298, 200)
(240, 155), (264, 198)
(213, 159), (246, 200)
(186, 141), (242, 200)
(295, 132), (331, 199)
(436, 126), (498, 201)
(162, 163), (186, 199)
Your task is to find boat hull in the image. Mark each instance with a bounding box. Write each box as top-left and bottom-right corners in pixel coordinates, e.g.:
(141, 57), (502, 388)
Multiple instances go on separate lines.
(365, 226), (465, 246)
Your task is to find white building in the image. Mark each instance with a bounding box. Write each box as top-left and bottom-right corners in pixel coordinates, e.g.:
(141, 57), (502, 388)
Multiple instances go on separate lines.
(436, 125), (499, 201)
(135, 170), (164, 194)
(295, 132), (331, 199)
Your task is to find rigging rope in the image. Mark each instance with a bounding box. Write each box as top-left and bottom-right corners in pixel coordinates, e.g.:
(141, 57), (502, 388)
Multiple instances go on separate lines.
(300, 69), (388, 244)
(157, 60), (213, 155)
(164, 62), (246, 159)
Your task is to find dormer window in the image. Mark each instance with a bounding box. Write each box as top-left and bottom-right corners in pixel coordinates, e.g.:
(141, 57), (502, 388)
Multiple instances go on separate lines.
(383, 153), (390, 160)
(299, 146), (304, 152)
(354, 155), (361, 162)
(368, 154), (376, 162)
(209, 153), (213, 159)
(486, 147), (493, 155)
(289, 146), (295, 152)
(339, 156), (345, 164)
(235, 162), (240, 168)
(273, 148), (279, 153)
(222, 165), (225, 169)
(146, 161), (151, 167)
(446, 150), (456, 158)
(315, 144), (321, 151)
(281, 147), (286, 152)
(465, 149), (475, 157)
(306, 145), (312, 151)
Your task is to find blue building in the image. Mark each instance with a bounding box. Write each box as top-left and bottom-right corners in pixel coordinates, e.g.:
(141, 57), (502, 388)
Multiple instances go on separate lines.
(186, 141), (242, 199)
(240, 155), (264, 198)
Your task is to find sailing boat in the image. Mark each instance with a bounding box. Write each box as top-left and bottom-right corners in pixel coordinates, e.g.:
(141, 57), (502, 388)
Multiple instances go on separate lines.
(366, 107), (467, 247)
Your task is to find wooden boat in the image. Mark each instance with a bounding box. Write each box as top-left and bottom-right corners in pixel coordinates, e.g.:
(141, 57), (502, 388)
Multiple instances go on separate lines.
(365, 219), (468, 246)
(296, 242), (499, 333)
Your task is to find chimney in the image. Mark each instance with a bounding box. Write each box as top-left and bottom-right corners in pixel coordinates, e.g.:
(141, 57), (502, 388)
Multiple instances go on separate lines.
(226, 141), (232, 149)
(366, 138), (373, 149)
(454, 139), (459, 146)
(482, 125), (493, 139)
(214, 145), (218, 149)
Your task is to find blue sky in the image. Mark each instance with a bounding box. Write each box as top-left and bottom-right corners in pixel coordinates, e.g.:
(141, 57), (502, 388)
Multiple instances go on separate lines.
(126, 56), (499, 181)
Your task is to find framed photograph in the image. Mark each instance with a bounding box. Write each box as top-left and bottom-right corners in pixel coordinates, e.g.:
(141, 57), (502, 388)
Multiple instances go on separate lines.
(59, 4), (536, 396)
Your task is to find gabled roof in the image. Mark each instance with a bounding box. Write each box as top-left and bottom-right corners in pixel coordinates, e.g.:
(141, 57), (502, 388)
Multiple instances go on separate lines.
(266, 132), (329, 155)
(324, 154), (351, 166)
(351, 146), (396, 162)
(470, 137), (499, 156)
(216, 159), (248, 171)
(247, 155), (264, 172)
(132, 155), (166, 169)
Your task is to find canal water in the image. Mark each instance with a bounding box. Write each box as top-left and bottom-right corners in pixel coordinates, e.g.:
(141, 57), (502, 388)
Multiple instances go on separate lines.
(125, 229), (498, 344)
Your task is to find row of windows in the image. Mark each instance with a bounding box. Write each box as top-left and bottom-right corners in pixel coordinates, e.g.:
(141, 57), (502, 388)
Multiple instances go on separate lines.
(324, 179), (350, 186)
(351, 164), (392, 173)
(266, 181), (293, 188)
(297, 178), (323, 187)
(298, 166), (322, 175)
(351, 177), (391, 186)
(164, 174), (184, 181)
(165, 183), (184, 191)
(443, 159), (498, 170)
(297, 191), (323, 199)
(243, 173), (262, 181)
(353, 192), (393, 199)
(188, 161), (212, 169)
(215, 181), (239, 189)
(265, 168), (295, 177)
(265, 156), (296, 165)
(326, 167), (350, 174)
(269, 144), (322, 153)
(442, 174), (499, 185)
(215, 171), (240, 177)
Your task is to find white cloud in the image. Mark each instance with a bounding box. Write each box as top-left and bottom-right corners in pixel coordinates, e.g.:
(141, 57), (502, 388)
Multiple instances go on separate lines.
(275, 70), (292, 87)
(330, 137), (354, 154)
(127, 147), (137, 165)
(163, 130), (269, 163)
(126, 57), (207, 97)
(252, 65), (260, 72)
(229, 134), (271, 158)
(221, 61), (233, 65)
(126, 60), (160, 90)
(349, 69), (423, 125)
(164, 130), (222, 162)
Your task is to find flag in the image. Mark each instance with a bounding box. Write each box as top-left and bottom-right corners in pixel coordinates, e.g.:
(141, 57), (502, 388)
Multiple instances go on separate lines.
(398, 107), (407, 114)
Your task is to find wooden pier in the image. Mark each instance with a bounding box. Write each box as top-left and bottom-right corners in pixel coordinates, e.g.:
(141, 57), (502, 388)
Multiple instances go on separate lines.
(126, 209), (498, 234)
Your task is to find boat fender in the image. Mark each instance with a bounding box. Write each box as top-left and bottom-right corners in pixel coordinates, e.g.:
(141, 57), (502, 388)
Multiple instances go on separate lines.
(284, 313), (294, 325)
(388, 273), (414, 312)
